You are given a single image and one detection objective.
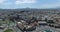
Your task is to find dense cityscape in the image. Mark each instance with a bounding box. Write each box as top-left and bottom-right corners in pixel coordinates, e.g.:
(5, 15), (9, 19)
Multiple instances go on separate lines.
(0, 9), (60, 32)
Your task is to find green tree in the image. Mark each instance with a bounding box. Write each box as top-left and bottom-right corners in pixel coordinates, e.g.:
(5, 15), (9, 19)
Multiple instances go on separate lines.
(5, 20), (12, 29)
(4, 29), (14, 32)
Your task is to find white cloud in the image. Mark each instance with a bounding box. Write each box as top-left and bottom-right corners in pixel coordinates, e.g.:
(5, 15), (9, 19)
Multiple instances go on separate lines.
(0, 0), (13, 5)
(40, 3), (60, 9)
(15, 0), (36, 4)
(0, 0), (5, 4)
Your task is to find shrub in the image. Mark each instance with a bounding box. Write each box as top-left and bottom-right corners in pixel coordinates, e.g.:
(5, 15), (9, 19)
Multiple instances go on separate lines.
(4, 29), (14, 32)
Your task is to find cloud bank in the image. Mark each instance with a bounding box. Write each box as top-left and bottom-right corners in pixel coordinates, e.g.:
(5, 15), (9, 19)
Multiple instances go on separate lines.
(0, 0), (60, 9)
(15, 0), (36, 4)
(0, 0), (5, 4)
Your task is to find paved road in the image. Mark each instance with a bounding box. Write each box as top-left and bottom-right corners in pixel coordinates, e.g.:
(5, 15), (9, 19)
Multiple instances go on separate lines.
(0, 27), (8, 32)
(1, 23), (60, 32)
(0, 29), (4, 32)
(32, 25), (60, 32)
(12, 25), (60, 32)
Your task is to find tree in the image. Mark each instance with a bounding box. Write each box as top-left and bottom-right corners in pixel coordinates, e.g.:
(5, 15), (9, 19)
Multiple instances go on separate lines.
(4, 29), (14, 32)
(5, 20), (12, 29)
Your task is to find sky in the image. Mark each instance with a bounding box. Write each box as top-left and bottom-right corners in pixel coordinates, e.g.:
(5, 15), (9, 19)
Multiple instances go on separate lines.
(0, 0), (60, 9)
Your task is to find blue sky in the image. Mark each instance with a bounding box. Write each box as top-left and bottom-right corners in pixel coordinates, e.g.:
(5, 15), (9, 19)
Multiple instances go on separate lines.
(0, 0), (60, 9)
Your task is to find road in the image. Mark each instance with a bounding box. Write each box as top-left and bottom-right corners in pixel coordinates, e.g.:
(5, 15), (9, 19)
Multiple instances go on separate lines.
(32, 25), (60, 32)
(1, 23), (60, 32)
(12, 25), (60, 32)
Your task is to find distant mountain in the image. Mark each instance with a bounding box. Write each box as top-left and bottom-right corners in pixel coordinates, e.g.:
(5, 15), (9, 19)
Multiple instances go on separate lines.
(0, 8), (60, 12)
